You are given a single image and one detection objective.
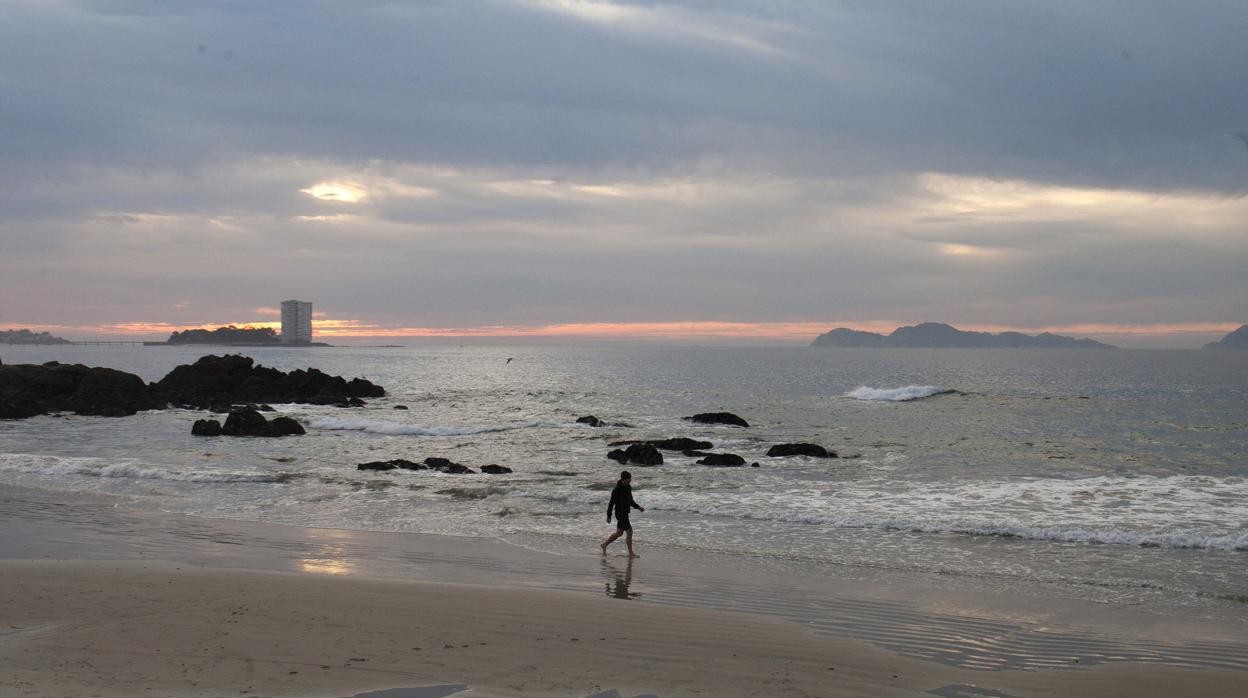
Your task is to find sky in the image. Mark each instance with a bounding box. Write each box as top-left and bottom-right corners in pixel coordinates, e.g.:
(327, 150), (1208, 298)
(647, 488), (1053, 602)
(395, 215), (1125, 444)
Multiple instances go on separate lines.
(1, 0), (1245, 347)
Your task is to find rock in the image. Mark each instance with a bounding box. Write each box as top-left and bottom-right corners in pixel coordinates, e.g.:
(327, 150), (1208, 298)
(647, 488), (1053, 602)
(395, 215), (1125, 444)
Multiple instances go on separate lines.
(607, 444), (663, 466)
(150, 354), (385, 410)
(480, 464), (513, 474)
(266, 416), (306, 436)
(696, 453), (746, 467)
(191, 418), (223, 436)
(425, 457), (475, 474)
(576, 415), (605, 427)
(684, 412), (749, 428)
(220, 409), (304, 437)
(751, 462), (760, 467)
(358, 459), (428, 471)
(766, 443), (837, 458)
(393, 405), (409, 410)
(610, 438), (712, 451)
(221, 409), (271, 436)
(0, 361), (159, 419)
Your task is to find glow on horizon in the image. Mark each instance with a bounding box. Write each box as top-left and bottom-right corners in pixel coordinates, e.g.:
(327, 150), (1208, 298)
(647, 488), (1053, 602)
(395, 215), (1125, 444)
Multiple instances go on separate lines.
(3, 320), (1241, 343)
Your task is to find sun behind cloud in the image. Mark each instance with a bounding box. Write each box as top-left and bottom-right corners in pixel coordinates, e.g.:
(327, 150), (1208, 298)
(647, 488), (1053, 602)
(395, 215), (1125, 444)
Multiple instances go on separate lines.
(300, 181), (369, 203)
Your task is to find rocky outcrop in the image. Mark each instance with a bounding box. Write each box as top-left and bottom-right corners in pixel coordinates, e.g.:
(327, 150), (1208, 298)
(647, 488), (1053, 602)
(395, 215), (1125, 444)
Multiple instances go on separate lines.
(766, 443), (837, 458)
(576, 415), (605, 427)
(684, 412), (750, 428)
(610, 437), (713, 451)
(695, 453), (746, 467)
(220, 409), (305, 437)
(152, 354), (384, 410)
(191, 418), (223, 436)
(0, 361), (158, 418)
(480, 464), (513, 474)
(607, 444), (663, 466)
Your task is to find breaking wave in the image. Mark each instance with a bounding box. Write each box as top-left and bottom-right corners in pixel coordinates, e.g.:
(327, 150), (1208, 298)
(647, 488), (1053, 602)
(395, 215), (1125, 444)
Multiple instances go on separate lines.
(303, 416), (549, 436)
(846, 385), (955, 401)
(0, 453), (288, 484)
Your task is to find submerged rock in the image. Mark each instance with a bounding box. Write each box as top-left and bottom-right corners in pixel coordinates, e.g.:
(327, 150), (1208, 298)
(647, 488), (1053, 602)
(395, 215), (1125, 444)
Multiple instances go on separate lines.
(766, 443), (837, 458)
(357, 459), (427, 471)
(684, 412), (749, 428)
(480, 464), (513, 474)
(610, 437), (712, 451)
(696, 453), (746, 467)
(576, 415), (605, 427)
(424, 457), (475, 474)
(191, 418), (223, 436)
(607, 444), (663, 466)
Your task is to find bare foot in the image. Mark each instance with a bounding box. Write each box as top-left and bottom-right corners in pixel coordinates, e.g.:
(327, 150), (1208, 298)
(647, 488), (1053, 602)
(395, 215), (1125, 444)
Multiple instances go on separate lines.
(599, 542), (608, 554)
(629, 553), (640, 559)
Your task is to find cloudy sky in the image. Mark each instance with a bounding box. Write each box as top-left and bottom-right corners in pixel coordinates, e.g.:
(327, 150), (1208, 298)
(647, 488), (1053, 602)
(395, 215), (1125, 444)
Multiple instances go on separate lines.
(2, 0), (1245, 346)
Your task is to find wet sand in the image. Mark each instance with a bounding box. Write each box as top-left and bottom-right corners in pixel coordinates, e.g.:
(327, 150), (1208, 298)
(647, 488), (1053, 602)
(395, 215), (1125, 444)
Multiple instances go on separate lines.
(2, 485), (1246, 697)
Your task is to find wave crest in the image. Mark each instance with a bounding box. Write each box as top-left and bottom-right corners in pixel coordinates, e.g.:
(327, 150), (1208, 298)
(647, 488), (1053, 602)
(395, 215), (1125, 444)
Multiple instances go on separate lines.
(846, 385), (954, 401)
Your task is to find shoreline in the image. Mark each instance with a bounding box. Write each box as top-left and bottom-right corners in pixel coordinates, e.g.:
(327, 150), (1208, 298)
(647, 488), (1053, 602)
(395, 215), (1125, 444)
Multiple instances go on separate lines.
(3, 484), (1246, 696)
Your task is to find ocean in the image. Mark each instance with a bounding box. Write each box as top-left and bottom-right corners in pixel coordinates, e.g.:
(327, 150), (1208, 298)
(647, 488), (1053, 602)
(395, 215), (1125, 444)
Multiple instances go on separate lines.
(2, 344), (1245, 618)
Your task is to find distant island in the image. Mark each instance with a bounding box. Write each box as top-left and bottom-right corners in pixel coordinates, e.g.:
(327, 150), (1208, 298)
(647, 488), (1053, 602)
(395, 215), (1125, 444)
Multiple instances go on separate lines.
(1203, 324), (1248, 350)
(0, 329), (71, 345)
(166, 326), (281, 345)
(811, 322), (1116, 349)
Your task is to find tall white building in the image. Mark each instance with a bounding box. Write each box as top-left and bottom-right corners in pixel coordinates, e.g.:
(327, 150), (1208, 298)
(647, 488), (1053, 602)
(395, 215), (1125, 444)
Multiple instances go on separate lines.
(280, 300), (313, 344)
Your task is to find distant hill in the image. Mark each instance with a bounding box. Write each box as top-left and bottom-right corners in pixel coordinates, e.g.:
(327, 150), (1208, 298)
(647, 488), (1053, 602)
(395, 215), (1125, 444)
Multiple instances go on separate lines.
(166, 326), (280, 345)
(811, 322), (1116, 349)
(0, 329), (71, 345)
(1203, 324), (1248, 349)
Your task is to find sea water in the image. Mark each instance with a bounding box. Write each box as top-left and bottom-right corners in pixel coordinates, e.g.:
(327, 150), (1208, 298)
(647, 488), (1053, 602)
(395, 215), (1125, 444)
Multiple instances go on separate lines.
(1, 344), (1245, 615)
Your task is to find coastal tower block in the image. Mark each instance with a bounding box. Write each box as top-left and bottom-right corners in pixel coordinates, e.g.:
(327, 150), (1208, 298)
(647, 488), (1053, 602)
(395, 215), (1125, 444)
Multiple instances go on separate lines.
(280, 300), (313, 344)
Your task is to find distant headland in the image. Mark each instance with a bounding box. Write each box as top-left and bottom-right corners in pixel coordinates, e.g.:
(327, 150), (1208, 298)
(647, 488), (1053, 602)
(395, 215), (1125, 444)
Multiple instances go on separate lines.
(1203, 324), (1248, 349)
(154, 326), (329, 347)
(0, 329), (71, 345)
(811, 322), (1116, 349)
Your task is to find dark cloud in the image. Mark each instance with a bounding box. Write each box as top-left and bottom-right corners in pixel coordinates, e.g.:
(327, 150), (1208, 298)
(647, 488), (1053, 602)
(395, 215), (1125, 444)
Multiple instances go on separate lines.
(1, 1), (1245, 342)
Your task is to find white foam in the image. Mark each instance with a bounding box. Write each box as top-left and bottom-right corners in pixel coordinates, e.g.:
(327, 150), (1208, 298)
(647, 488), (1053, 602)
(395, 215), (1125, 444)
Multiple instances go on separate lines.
(846, 385), (953, 401)
(303, 415), (527, 436)
(0, 453), (285, 484)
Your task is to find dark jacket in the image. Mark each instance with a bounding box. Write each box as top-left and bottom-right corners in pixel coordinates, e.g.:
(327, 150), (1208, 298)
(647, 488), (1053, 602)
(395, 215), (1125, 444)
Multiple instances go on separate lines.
(607, 483), (641, 521)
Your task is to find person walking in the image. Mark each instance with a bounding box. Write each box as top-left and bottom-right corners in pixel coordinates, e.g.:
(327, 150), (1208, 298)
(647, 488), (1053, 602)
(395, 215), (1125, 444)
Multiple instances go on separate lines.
(601, 470), (644, 557)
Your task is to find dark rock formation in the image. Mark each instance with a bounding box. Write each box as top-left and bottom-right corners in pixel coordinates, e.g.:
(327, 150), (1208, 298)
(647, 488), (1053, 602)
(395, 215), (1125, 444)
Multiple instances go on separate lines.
(607, 444), (663, 466)
(684, 412), (750, 428)
(610, 437), (713, 451)
(358, 459), (427, 471)
(480, 464), (513, 474)
(811, 322), (1116, 349)
(393, 405), (409, 410)
(576, 415), (605, 427)
(151, 354), (384, 410)
(696, 453), (746, 467)
(424, 457), (475, 474)
(766, 443), (837, 458)
(1204, 324), (1248, 349)
(220, 409), (304, 437)
(0, 361), (158, 418)
(191, 418), (222, 436)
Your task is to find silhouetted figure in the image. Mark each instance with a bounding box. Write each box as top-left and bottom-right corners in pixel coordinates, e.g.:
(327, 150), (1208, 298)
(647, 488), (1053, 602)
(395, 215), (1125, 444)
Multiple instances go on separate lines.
(600, 470), (644, 557)
(505, 357), (513, 364)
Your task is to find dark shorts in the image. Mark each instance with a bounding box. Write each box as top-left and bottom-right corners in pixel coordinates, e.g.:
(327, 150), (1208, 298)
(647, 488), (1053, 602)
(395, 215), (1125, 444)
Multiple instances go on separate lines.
(615, 514), (632, 531)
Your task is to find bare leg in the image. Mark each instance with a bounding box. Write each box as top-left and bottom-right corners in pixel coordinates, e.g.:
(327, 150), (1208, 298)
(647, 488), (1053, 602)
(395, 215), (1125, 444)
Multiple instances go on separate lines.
(625, 529), (638, 558)
(601, 529), (623, 553)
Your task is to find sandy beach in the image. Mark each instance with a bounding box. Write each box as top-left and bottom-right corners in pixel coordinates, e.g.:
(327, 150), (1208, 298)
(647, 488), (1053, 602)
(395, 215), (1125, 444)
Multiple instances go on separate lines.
(2, 559), (1246, 698)
(1, 485), (1246, 697)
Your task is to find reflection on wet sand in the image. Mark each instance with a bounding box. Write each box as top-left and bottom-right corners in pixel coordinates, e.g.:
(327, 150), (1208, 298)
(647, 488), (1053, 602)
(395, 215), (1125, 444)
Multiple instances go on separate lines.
(602, 557), (640, 600)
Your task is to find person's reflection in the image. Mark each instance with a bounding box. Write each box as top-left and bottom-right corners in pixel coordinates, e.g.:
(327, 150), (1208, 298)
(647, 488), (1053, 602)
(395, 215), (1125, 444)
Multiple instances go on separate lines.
(602, 556), (641, 599)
